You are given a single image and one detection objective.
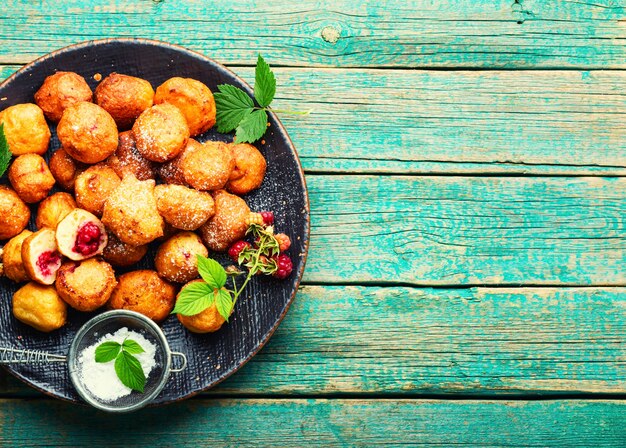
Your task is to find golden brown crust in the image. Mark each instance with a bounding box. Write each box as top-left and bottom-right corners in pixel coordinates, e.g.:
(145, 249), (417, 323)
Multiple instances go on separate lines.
(101, 174), (164, 246)
(180, 140), (234, 191)
(49, 148), (85, 191)
(154, 184), (215, 231)
(34, 71), (93, 122)
(0, 185), (30, 240)
(55, 258), (117, 312)
(157, 138), (202, 185)
(108, 270), (176, 322)
(21, 228), (61, 285)
(154, 232), (208, 283)
(154, 77), (216, 136)
(176, 280), (226, 333)
(199, 190), (250, 252)
(106, 130), (156, 181)
(57, 102), (118, 164)
(13, 282), (67, 332)
(0, 103), (51, 156)
(74, 164), (121, 217)
(102, 232), (148, 267)
(226, 143), (267, 194)
(94, 73), (154, 129)
(132, 103), (189, 162)
(36, 192), (76, 229)
(8, 154), (55, 203)
(2, 230), (32, 282)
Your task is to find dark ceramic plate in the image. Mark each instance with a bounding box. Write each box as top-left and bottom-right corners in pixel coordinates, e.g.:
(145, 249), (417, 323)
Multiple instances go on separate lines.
(0, 39), (309, 405)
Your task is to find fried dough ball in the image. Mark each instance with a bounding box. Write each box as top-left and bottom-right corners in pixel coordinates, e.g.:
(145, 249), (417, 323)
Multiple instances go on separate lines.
(0, 103), (50, 155)
(102, 232), (148, 267)
(155, 232), (208, 283)
(74, 164), (121, 217)
(106, 131), (155, 181)
(57, 102), (118, 164)
(56, 209), (107, 261)
(108, 270), (176, 322)
(154, 77), (216, 136)
(2, 230), (32, 282)
(199, 190), (250, 252)
(49, 148), (85, 191)
(176, 280), (226, 333)
(34, 71), (93, 122)
(226, 143), (267, 194)
(55, 258), (117, 312)
(157, 138), (202, 185)
(132, 103), (189, 162)
(102, 174), (164, 246)
(0, 186), (30, 240)
(94, 73), (155, 129)
(8, 154), (55, 203)
(154, 184), (215, 231)
(21, 228), (62, 285)
(13, 282), (67, 332)
(36, 192), (76, 229)
(180, 141), (234, 191)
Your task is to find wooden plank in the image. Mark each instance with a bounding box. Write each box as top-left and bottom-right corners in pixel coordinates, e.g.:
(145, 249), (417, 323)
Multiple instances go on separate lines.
(2, 65), (625, 175)
(1, 1), (625, 69)
(2, 286), (625, 396)
(304, 175), (626, 285)
(0, 398), (624, 446)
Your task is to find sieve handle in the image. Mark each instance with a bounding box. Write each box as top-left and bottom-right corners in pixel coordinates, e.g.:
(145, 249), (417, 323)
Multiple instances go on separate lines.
(170, 351), (187, 373)
(0, 347), (67, 364)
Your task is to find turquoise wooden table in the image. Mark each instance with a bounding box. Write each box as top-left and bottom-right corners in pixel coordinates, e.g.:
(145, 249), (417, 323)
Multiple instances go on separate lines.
(1, 1), (625, 446)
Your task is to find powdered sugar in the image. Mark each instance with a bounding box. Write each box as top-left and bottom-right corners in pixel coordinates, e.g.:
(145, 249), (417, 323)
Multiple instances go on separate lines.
(76, 327), (158, 403)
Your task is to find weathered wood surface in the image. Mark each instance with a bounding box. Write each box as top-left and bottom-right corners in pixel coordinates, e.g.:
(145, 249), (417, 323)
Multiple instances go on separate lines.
(0, 1), (625, 69)
(2, 66), (625, 175)
(2, 286), (625, 396)
(1, 399), (624, 446)
(303, 175), (626, 285)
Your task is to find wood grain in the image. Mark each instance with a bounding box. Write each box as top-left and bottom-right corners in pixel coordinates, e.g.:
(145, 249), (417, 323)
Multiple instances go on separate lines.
(2, 285), (624, 396)
(0, 1), (625, 69)
(0, 398), (624, 446)
(2, 65), (625, 175)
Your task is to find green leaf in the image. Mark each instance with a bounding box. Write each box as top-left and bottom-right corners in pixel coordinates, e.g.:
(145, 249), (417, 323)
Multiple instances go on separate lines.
(115, 351), (146, 393)
(172, 281), (215, 316)
(122, 339), (145, 355)
(215, 288), (234, 322)
(254, 54), (276, 108)
(0, 123), (12, 178)
(95, 341), (121, 363)
(197, 255), (227, 289)
(214, 84), (254, 133)
(235, 109), (268, 143)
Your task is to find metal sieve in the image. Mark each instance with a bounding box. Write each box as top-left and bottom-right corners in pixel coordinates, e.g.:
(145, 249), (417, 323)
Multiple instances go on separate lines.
(1, 310), (187, 412)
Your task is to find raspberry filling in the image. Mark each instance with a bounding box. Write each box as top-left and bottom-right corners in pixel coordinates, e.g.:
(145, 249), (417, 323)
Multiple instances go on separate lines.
(36, 251), (61, 277)
(73, 222), (102, 256)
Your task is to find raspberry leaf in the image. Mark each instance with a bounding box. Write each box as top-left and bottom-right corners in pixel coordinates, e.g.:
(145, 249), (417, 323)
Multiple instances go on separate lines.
(122, 339), (145, 355)
(215, 288), (234, 322)
(254, 54), (276, 108)
(172, 281), (215, 316)
(95, 341), (121, 363)
(235, 109), (268, 143)
(197, 254), (227, 289)
(115, 350), (146, 393)
(214, 84), (254, 133)
(0, 124), (11, 178)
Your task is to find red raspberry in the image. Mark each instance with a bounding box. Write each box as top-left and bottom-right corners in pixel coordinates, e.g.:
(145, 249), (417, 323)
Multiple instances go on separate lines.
(274, 233), (291, 252)
(260, 211), (274, 225)
(228, 240), (251, 262)
(273, 254), (293, 279)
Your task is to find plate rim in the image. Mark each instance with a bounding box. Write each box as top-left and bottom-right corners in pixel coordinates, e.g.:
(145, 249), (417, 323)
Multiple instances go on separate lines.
(0, 37), (310, 406)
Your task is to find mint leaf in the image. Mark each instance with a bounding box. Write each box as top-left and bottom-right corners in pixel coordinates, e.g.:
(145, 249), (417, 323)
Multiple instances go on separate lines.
(172, 281), (215, 316)
(214, 84), (254, 133)
(95, 341), (121, 363)
(215, 288), (234, 322)
(122, 339), (145, 355)
(235, 109), (268, 143)
(254, 54), (276, 108)
(197, 255), (227, 289)
(115, 351), (146, 393)
(0, 124), (12, 177)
